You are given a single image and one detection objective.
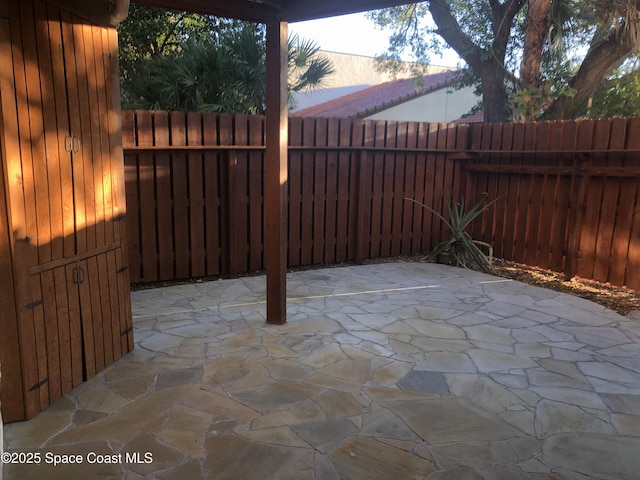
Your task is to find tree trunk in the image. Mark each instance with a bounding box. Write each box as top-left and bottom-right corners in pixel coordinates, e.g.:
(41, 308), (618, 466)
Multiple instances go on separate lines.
(482, 61), (510, 122)
(519, 0), (552, 120)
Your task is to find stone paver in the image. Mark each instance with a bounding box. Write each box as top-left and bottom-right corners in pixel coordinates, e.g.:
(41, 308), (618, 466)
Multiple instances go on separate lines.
(4, 262), (640, 479)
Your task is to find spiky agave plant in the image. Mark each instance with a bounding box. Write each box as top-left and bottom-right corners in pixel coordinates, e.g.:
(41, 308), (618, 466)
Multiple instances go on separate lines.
(406, 194), (499, 273)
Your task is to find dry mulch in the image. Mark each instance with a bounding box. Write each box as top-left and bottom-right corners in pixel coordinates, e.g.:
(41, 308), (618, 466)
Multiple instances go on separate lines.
(492, 258), (640, 316)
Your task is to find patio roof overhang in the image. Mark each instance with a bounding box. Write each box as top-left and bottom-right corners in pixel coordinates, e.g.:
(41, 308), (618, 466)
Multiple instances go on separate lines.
(133, 0), (416, 23)
(129, 0), (419, 325)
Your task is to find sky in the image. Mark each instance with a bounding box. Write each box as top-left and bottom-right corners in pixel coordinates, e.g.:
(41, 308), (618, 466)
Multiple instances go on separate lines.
(288, 12), (461, 68)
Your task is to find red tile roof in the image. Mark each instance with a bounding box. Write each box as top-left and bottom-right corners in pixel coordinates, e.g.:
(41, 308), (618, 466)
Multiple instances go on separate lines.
(452, 110), (484, 124)
(292, 70), (462, 119)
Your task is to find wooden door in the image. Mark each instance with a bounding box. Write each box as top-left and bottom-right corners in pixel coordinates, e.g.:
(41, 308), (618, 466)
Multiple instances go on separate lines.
(0, 0), (133, 420)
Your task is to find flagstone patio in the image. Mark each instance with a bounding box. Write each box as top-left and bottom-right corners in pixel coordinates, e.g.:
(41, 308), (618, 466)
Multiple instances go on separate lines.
(4, 262), (640, 479)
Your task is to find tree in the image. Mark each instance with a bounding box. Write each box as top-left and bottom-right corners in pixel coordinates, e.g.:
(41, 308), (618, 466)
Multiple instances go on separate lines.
(369, 1), (640, 121)
(118, 6), (334, 114)
(580, 58), (640, 118)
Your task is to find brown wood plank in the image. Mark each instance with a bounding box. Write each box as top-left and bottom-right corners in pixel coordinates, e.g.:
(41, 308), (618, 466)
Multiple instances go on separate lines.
(248, 115), (264, 270)
(73, 20), (99, 253)
(288, 117), (303, 266)
(77, 260), (96, 379)
(22, 0), (53, 266)
(115, 247), (134, 352)
(9, 0), (44, 419)
(234, 115), (250, 272)
(85, 257), (107, 379)
(511, 123), (529, 262)
(422, 123), (439, 250)
(587, 120), (617, 282)
(565, 120), (595, 279)
(0, 0), (26, 422)
(391, 121), (407, 256)
(351, 120), (369, 262)
(52, 266), (72, 394)
(600, 119), (628, 285)
(324, 117), (340, 263)
(96, 253), (113, 367)
(533, 122), (553, 267)
(46, 2), (75, 258)
(335, 119), (351, 262)
(380, 121), (396, 257)
(29, 277), (49, 411)
(153, 111), (175, 280)
(623, 118), (640, 289)
(106, 250), (122, 360)
(408, 123), (427, 253)
(434, 123), (452, 246)
(136, 111), (158, 281)
(103, 25), (123, 248)
(39, 270), (61, 403)
(400, 122), (419, 255)
(63, 263), (84, 387)
(122, 111), (141, 283)
(370, 120), (386, 259)
(171, 111), (190, 279)
(34, 0), (65, 262)
(300, 117), (315, 265)
(492, 123), (512, 259)
(84, 25), (111, 248)
(202, 113), (221, 275)
(312, 118), (328, 264)
(549, 121), (576, 272)
(187, 112), (206, 277)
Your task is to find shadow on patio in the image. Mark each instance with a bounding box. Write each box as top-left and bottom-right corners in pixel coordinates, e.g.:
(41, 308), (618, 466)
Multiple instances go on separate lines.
(5, 262), (640, 479)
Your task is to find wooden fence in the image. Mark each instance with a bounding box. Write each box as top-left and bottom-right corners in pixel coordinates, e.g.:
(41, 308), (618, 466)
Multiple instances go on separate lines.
(122, 112), (640, 290)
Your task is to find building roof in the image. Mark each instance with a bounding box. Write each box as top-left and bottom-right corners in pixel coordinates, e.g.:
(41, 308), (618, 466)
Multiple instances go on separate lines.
(452, 110), (484, 124)
(292, 70), (462, 119)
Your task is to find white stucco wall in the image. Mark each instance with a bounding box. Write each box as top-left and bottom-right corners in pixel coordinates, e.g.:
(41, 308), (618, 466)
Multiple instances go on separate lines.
(365, 85), (479, 123)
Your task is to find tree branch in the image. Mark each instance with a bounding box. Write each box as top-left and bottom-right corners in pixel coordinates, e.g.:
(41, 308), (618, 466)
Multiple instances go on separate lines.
(428, 0), (483, 70)
(544, 24), (640, 118)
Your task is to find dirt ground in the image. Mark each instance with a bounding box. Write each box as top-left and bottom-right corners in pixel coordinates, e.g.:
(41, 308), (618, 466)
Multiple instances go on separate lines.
(492, 258), (640, 317)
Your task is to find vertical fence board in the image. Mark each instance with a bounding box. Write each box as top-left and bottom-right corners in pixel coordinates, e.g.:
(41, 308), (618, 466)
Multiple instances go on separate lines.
(187, 112), (206, 277)
(288, 118), (303, 267)
(122, 111), (141, 282)
(335, 119), (351, 262)
(300, 118), (315, 265)
(171, 112), (190, 279)
(153, 112), (174, 280)
(203, 114), (221, 275)
(136, 111), (158, 282)
(325, 118), (340, 263)
(312, 119), (328, 264)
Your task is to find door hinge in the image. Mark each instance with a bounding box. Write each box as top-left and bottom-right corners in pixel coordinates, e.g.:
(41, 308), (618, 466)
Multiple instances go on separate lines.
(22, 300), (43, 311)
(73, 264), (86, 285)
(113, 213), (126, 222)
(116, 266), (129, 274)
(16, 236), (35, 244)
(29, 378), (49, 391)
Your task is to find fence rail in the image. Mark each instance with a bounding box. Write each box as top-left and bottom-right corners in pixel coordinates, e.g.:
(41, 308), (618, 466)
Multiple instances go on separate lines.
(122, 111), (640, 290)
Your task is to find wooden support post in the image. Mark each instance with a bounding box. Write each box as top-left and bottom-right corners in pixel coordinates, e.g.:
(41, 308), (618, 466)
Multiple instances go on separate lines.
(264, 18), (288, 324)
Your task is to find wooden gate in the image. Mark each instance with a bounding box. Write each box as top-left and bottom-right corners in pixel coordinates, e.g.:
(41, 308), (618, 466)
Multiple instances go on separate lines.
(0, 0), (133, 421)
